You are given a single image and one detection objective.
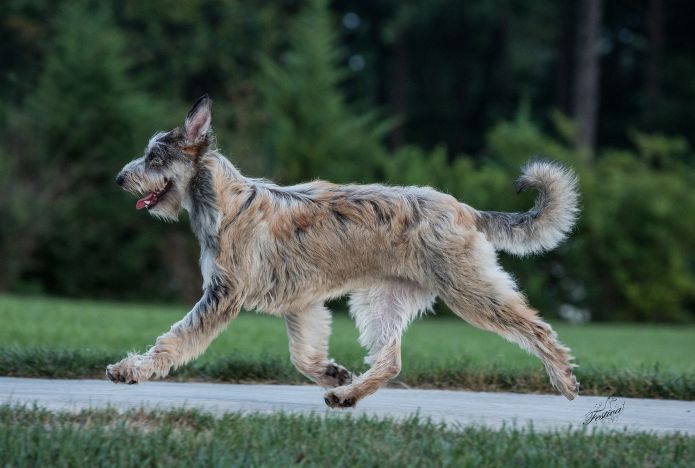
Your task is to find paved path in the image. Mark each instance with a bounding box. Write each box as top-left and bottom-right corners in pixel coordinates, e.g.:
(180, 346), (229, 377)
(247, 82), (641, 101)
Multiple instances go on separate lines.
(1, 377), (693, 435)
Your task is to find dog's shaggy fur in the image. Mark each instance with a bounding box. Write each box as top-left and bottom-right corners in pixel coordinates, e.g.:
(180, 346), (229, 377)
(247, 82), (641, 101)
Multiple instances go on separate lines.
(108, 96), (580, 407)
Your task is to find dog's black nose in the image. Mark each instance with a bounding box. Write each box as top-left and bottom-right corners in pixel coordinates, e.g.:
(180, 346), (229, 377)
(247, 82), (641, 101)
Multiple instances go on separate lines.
(116, 173), (125, 186)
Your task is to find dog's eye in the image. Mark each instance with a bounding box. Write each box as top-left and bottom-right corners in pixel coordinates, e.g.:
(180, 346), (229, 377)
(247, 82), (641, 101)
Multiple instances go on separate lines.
(147, 153), (164, 166)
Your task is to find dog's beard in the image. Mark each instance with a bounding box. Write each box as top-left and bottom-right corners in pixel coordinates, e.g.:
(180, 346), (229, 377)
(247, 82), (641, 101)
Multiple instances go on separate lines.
(147, 199), (180, 222)
(146, 185), (182, 222)
(136, 179), (173, 210)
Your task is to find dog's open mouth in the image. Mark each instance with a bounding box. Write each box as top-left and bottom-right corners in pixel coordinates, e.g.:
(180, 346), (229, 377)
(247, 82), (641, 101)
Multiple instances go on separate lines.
(136, 180), (172, 210)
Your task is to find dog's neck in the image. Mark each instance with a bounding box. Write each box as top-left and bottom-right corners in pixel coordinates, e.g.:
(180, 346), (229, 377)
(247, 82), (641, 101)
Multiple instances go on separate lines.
(184, 151), (248, 252)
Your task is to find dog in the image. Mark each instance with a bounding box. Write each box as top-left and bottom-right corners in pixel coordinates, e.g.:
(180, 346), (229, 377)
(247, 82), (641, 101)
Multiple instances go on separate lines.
(108, 95), (580, 408)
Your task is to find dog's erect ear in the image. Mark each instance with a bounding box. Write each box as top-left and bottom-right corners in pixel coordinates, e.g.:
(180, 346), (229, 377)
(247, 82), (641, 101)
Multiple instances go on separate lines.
(183, 95), (212, 144)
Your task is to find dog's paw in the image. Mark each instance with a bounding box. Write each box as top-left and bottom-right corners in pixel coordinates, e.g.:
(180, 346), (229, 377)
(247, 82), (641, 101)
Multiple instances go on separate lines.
(106, 355), (152, 385)
(106, 364), (138, 385)
(553, 367), (580, 400)
(323, 388), (357, 409)
(321, 363), (352, 388)
(561, 372), (580, 401)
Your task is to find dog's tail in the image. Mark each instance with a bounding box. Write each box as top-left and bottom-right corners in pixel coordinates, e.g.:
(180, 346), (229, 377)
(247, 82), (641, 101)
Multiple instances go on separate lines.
(474, 160), (579, 256)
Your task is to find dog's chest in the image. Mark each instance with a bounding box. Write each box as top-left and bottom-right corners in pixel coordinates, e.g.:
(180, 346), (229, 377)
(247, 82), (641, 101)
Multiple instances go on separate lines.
(199, 248), (217, 289)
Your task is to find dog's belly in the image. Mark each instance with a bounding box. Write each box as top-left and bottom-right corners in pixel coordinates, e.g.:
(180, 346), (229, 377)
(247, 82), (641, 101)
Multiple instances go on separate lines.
(243, 276), (375, 316)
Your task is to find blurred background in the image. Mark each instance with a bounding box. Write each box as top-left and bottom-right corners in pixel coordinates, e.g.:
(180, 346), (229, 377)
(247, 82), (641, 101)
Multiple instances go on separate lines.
(1, 0), (694, 323)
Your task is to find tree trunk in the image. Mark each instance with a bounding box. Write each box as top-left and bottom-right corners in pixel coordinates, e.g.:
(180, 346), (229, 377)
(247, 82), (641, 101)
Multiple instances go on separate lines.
(572, 0), (603, 152)
(644, 0), (664, 121)
(554, 2), (576, 114)
(389, 32), (408, 149)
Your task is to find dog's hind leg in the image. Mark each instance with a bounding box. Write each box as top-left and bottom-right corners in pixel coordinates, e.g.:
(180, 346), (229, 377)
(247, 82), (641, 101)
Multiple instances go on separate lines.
(432, 234), (579, 399)
(106, 281), (241, 385)
(285, 304), (352, 388)
(324, 281), (435, 408)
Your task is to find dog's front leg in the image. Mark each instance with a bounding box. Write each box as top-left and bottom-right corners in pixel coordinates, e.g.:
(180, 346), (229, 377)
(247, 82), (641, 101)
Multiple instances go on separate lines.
(106, 283), (240, 384)
(285, 305), (352, 388)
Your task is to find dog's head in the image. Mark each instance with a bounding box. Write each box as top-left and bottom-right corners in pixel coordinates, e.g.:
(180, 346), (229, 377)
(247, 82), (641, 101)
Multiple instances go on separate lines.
(116, 95), (213, 221)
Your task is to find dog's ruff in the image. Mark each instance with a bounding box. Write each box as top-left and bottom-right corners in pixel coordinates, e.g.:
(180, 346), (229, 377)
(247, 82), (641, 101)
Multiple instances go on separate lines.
(108, 95), (581, 407)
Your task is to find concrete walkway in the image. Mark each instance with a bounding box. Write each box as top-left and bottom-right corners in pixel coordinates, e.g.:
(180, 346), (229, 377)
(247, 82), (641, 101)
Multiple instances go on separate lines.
(1, 377), (693, 435)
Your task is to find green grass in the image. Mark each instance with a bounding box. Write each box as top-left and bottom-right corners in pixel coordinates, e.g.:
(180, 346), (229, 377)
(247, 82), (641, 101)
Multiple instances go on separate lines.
(1, 405), (693, 467)
(1, 294), (694, 399)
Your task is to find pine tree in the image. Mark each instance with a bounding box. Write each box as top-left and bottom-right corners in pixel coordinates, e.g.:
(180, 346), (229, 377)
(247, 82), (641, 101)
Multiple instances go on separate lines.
(258, 0), (390, 184)
(0, 1), (169, 297)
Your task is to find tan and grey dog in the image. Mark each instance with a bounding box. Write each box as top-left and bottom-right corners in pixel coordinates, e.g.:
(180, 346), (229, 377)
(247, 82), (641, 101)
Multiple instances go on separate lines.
(108, 95), (580, 407)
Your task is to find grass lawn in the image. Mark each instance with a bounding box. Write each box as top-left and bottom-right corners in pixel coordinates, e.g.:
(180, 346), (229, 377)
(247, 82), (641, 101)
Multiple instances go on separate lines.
(1, 405), (693, 467)
(1, 294), (694, 399)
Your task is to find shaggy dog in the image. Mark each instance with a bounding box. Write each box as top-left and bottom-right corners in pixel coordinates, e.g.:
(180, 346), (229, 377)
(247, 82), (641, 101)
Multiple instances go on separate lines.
(108, 96), (579, 408)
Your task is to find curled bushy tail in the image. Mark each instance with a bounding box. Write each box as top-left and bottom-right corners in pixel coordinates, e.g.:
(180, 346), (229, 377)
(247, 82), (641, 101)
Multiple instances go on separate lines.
(475, 161), (579, 256)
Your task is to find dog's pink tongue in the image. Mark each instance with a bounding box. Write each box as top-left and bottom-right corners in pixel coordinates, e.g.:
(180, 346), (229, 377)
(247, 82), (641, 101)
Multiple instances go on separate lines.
(136, 192), (157, 210)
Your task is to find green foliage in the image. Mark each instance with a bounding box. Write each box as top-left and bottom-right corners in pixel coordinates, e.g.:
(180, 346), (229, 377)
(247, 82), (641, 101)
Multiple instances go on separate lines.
(0, 1), (173, 298)
(258, 0), (390, 184)
(630, 130), (690, 168)
(572, 153), (695, 321)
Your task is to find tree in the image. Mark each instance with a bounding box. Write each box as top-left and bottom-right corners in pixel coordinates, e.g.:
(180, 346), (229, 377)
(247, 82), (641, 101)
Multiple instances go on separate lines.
(644, 0), (664, 121)
(258, 0), (390, 184)
(0, 1), (169, 298)
(572, 0), (603, 151)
